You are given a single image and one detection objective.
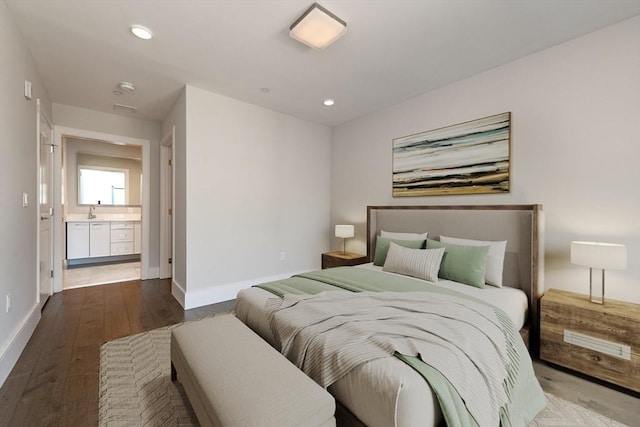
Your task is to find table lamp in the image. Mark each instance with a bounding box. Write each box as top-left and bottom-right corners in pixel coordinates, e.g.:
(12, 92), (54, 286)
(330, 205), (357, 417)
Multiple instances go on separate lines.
(335, 225), (354, 255)
(571, 241), (627, 304)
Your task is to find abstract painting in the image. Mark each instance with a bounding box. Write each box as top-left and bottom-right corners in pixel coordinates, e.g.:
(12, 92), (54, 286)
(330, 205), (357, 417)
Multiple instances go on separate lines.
(392, 112), (511, 197)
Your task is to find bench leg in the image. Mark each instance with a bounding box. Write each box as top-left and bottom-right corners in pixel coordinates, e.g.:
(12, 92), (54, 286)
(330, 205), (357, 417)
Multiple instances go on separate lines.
(171, 362), (177, 382)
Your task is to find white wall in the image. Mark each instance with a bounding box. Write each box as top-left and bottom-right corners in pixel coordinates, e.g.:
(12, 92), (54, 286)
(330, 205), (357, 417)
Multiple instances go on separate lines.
(0, 0), (52, 386)
(172, 86), (332, 308)
(52, 104), (162, 272)
(331, 17), (640, 303)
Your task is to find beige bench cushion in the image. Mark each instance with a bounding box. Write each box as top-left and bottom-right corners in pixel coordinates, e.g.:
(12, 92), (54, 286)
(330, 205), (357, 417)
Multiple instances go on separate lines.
(171, 314), (335, 427)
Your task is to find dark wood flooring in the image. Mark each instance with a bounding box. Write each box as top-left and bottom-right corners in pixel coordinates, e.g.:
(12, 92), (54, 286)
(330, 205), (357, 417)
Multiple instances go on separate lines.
(1, 279), (638, 426)
(0, 279), (234, 427)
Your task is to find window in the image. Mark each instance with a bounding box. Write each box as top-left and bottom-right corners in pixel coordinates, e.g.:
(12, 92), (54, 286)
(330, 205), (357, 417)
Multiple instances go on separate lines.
(78, 166), (129, 205)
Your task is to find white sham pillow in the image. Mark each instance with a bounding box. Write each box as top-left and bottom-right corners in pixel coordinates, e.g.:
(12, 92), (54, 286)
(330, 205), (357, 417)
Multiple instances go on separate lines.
(382, 242), (445, 282)
(381, 230), (428, 240)
(439, 236), (507, 287)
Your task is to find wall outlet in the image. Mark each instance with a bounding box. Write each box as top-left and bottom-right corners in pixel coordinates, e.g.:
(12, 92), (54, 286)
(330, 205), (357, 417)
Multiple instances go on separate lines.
(6, 293), (11, 313)
(280, 251), (286, 261)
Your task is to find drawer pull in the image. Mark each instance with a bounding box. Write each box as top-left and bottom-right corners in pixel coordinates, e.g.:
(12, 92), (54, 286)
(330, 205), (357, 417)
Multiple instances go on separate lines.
(563, 330), (630, 360)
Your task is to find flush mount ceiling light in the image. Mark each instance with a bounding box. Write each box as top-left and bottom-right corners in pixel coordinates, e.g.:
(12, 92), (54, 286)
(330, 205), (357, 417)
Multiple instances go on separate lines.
(130, 25), (153, 40)
(290, 3), (346, 49)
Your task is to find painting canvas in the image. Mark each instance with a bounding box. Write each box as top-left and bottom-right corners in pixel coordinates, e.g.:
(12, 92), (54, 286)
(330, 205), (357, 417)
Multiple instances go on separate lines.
(392, 112), (511, 197)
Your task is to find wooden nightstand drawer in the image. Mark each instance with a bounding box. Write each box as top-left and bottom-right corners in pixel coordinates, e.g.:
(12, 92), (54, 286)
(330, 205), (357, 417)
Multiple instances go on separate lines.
(540, 289), (640, 392)
(322, 252), (367, 269)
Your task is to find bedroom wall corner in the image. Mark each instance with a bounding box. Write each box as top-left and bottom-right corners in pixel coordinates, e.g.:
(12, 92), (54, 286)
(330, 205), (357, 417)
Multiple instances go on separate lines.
(180, 85), (332, 307)
(330, 17), (640, 303)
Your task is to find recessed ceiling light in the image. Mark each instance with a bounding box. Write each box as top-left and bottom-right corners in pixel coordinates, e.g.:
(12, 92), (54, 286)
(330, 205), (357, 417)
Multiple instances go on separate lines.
(130, 25), (153, 40)
(112, 90), (123, 96)
(260, 87), (270, 93)
(323, 99), (335, 106)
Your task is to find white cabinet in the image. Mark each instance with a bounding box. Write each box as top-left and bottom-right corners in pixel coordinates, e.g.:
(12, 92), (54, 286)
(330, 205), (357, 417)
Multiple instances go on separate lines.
(67, 222), (90, 259)
(67, 219), (141, 260)
(89, 222), (111, 257)
(134, 221), (141, 254)
(110, 222), (134, 255)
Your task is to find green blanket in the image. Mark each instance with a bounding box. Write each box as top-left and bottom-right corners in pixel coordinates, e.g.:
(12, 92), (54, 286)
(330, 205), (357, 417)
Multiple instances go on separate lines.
(256, 267), (546, 427)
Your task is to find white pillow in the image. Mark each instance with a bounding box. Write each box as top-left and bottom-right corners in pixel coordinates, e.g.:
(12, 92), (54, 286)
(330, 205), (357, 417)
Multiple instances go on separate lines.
(382, 242), (445, 282)
(439, 236), (507, 287)
(381, 230), (428, 240)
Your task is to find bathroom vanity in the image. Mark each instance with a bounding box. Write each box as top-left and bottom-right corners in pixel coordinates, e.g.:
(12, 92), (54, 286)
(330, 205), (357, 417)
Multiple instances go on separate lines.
(66, 216), (141, 265)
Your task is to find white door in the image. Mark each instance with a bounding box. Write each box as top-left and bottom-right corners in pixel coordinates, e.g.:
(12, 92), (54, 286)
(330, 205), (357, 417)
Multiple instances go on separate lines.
(38, 105), (54, 309)
(159, 129), (173, 279)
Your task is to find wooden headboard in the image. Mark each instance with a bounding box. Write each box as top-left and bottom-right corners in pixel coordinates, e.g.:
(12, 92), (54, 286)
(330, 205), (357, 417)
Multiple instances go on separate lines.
(366, 204), (544, 354)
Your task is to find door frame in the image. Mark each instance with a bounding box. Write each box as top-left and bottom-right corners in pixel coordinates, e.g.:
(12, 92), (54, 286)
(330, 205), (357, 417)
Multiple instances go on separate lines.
(52, 126), (151, 293)
(159, 127), (174, 279)
(36, 99), (54, 307)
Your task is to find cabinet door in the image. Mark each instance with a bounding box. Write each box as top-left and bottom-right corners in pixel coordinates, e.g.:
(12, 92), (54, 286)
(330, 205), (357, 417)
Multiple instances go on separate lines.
(134, 222), (141, 254)
(90, 222), (111, 257)
(67, 222), (90, 259)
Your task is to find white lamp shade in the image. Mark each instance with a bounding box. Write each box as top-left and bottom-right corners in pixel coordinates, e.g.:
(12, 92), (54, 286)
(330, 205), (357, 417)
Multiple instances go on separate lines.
(290, 3), (347, 49)
(571, 241), (627, 270)
(335, 225), (354, 238)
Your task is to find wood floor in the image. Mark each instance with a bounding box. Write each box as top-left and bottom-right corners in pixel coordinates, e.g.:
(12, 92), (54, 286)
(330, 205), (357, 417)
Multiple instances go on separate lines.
(0, 279), (233, 427)
(1, 279), (638, 426)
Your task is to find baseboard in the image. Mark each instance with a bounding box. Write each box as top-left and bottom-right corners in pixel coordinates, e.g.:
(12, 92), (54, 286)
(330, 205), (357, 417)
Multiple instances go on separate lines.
(0, 303), (41, 388)
(172, 279), (186, 308)
(182, 270), (307, 310)
(147, 266), (160, 280)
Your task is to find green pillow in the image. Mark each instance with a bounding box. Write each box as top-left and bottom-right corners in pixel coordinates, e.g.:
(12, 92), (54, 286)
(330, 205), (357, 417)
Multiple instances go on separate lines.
(426, 239), (489, 288)
(374, 236), (425, 266)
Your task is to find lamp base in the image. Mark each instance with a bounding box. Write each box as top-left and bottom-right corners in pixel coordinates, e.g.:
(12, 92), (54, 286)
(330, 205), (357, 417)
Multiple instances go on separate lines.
(589, 267), (605, 305)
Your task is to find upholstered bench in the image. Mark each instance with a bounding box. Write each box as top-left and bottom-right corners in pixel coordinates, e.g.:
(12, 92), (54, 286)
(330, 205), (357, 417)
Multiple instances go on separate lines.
(171, 313), (336, 427)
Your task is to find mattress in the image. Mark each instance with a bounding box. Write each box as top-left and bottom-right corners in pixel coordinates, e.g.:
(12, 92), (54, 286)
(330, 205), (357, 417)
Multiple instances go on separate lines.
(235, 265), (529, 427)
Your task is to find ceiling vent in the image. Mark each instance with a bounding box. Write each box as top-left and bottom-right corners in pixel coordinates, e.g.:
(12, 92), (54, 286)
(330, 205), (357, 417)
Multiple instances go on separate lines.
(118, 82), (135, 92)
(113, 103), (138, 113)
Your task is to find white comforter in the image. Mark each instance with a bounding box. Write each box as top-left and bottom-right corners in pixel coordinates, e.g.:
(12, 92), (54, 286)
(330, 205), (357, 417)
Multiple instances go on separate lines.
(269, 291), (515, 427)
(235, 267), (531, 427)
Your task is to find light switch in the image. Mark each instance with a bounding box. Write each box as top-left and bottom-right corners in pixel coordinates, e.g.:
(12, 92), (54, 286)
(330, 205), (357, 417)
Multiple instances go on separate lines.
(24, 80), (32, 100)
(22, 192), (29, 207)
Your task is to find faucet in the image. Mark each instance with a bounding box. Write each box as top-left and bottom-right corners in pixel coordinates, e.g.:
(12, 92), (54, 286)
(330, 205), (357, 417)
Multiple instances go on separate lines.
(88, 205), (97, 219)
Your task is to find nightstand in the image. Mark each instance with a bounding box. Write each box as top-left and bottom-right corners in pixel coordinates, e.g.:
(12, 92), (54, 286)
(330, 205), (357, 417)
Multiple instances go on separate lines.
(540, 289), (640, 392)
(322, 251), (368, 269)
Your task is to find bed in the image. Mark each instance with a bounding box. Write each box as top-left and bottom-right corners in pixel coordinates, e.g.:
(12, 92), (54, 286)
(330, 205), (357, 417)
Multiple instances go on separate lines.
(235, 205), (546, 427)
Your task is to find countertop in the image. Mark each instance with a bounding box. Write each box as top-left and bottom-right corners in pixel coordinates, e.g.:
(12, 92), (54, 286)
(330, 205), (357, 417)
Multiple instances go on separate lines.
(65, 214), (141, 222)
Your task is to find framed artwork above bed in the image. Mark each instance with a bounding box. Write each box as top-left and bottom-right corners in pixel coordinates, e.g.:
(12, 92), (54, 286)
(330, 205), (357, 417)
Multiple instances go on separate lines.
(392, 112), (511, 197)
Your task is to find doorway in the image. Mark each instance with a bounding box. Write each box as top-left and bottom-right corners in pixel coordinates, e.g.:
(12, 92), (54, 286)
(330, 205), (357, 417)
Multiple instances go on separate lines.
(37, 100), (54, 308)
(52, 126), (151, 293)
(62, 137), (142, 289)
(159, 128), (174, 279)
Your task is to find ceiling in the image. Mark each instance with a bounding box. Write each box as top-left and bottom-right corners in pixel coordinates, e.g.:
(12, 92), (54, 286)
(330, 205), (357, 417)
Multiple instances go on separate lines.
(6, 0), (640, 127)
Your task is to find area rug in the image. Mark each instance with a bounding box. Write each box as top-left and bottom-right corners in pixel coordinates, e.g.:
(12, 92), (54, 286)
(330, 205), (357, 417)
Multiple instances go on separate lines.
(99, 316), (629, 427)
